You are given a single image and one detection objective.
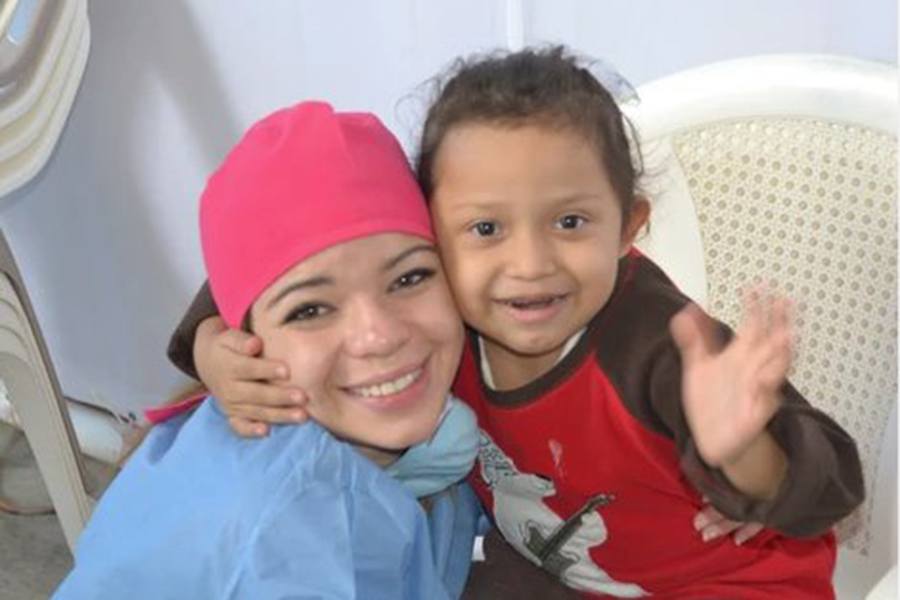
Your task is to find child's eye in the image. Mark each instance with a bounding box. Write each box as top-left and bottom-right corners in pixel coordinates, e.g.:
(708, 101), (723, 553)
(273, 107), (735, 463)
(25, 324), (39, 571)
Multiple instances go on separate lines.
(283, 303), (332, 324)
(389, 268), (435, 292)
(469, 220), (500, 237)
(556, 214), (587, 230)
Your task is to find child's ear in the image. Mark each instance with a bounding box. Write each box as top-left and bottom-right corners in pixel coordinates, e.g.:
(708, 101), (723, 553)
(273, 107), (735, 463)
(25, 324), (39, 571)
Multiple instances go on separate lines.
(619, 196), (650, 256)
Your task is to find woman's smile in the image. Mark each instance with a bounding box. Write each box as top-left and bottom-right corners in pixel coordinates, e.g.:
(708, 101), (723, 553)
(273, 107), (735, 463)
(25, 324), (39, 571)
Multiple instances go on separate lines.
(342, 359), (431, 412)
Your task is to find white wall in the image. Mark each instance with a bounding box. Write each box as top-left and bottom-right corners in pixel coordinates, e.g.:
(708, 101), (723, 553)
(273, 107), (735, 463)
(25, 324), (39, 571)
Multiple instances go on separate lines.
(524, 0), (897, 84)
(3, 0), (895, 420)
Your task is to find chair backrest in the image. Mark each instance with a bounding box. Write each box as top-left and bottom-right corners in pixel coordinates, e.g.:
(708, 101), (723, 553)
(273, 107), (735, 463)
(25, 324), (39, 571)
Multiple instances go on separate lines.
(626, 55), (896, 571)
(0, 0), (90, 203)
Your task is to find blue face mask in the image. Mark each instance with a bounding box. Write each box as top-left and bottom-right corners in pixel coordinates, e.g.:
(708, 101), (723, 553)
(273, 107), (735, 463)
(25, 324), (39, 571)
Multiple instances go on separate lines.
(386, 396), (479, 497)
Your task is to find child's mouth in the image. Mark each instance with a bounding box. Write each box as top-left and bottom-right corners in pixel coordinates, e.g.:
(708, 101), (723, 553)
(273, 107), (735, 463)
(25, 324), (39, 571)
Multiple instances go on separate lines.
(501, 294), (566, 309)
(497, 294), (568, 323)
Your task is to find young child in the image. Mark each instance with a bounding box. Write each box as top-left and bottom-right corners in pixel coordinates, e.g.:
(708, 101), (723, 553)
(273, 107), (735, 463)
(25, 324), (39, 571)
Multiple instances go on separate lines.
(169, 48), (864, 598)
(54, 101), (484, 599)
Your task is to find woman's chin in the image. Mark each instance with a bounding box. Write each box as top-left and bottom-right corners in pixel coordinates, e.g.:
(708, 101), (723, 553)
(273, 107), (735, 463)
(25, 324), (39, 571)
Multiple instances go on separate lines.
(361, 412), (445, 454)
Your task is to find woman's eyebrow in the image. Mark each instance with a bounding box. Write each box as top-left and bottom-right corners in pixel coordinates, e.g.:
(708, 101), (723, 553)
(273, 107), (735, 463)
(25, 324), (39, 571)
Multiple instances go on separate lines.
(266, 275), (333, 309)
(382, 244), (436, 271)
(266, 245), (434, 309)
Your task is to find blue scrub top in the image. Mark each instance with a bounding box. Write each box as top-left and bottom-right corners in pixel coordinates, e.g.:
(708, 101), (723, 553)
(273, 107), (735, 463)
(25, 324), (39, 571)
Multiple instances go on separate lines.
(54, 397), (481, 599)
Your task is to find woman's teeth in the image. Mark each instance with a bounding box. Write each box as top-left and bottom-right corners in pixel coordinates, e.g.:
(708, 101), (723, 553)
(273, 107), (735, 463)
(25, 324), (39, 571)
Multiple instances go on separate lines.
(353, 369), (421, 398)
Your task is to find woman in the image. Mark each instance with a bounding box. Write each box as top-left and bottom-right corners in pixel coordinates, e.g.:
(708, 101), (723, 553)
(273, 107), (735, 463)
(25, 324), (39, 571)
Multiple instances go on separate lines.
(54, 101), (481, 599)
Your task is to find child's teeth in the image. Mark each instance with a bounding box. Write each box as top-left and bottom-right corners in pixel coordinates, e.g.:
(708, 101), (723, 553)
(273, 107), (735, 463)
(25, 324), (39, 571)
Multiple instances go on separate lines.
(356, 370), (420, 398)
(510, 296), (557, 309)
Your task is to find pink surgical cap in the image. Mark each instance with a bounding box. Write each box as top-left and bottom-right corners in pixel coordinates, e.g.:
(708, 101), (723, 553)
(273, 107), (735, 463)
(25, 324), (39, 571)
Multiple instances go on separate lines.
(200, 101), (434, 327)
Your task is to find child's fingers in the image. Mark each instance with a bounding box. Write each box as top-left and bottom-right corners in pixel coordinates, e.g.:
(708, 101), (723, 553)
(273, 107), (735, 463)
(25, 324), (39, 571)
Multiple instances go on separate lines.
(231, 381), (307, 408)
(217, 328), (263, 356)
(770, 296), (793, 331)
(227, 402), (308, 425)
(240, 336), (264, 356)
(746, 300), (794, 388)
(697, 512), (762, 544)
(230, 354), (290, 382)
(733, 522), (765, 546)
(228, 416), (269, 438)
(741, 286), (790, 336)
(738, 286), (768, 345)
(670, 304), (718, 365)
(700, 519), (742, 542)
(694, 505), (738, 542)
(756, 333), (793, 390)
(693, 504), (724, 531)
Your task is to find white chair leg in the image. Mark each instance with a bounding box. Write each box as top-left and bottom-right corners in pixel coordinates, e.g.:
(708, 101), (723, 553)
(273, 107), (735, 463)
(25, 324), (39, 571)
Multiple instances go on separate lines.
(0, 231), (92, 553)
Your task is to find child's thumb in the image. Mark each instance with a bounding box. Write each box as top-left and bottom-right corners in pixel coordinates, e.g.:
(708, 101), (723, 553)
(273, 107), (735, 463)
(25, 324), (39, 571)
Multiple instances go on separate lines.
(670, 304), (714, 364)
(218, 328), (262, 356)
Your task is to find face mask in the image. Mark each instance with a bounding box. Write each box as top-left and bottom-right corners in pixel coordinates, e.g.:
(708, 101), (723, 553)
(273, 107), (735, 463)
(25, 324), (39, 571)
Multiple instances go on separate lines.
(386, 396), (479, 497)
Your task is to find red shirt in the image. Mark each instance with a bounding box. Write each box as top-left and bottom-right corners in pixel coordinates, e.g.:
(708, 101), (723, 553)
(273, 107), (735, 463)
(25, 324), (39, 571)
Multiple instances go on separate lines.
(453, 251), (859, 599)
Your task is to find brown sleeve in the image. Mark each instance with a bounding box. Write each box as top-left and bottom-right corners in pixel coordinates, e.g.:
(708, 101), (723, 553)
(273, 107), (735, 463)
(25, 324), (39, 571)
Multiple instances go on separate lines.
(599, 256), (864, 537)
(166, 281), (219, 379)
(648, 340), (864, 538)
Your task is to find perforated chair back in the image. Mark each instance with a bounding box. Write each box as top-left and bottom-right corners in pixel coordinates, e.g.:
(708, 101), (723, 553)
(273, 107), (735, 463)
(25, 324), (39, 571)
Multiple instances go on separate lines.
(626, 55), (897, 599)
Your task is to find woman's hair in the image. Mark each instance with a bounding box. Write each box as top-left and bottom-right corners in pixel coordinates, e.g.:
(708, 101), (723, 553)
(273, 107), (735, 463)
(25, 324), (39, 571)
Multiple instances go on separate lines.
(415, 45), (644, 224)
(116, 382), (208, 468)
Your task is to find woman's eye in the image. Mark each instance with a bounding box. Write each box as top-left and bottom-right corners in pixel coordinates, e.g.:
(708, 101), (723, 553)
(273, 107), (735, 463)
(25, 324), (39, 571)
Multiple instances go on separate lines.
(283, 304), (331, 324)
(390, 268), (435, 292)
(469, 221), (499, 237)
(556, 214), (586, 230)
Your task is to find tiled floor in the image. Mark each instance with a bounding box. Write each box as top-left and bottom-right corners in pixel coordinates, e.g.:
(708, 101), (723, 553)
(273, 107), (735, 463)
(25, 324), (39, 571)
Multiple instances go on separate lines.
(0, 423), (115, 599)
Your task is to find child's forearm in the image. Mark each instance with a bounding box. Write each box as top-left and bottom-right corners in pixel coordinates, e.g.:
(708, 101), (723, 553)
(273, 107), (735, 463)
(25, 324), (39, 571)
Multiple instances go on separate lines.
(167, 281), (220, 378)
(720, 431), (787, 500)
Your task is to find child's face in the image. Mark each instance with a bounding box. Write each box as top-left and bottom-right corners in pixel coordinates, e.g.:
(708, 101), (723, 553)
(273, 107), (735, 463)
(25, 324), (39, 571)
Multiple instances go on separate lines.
(430, 123), (644, 374)
(250, 233), (464, 460)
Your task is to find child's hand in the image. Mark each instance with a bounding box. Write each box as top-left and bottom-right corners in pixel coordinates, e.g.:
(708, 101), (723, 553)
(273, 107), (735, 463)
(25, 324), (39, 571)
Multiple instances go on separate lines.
(670, 290), (792, 470)
(194, 316), (308, 437)
(694, 502), (764, 546)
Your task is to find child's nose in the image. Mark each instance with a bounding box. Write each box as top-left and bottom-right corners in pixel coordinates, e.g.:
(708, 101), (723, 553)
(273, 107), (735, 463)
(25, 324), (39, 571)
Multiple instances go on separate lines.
(507, 229), (556, 280)
(343, 297), (409, 357)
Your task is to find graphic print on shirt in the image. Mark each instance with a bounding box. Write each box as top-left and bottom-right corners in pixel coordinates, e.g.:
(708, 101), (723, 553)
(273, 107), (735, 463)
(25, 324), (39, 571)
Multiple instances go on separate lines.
(478, 432), (647, 597)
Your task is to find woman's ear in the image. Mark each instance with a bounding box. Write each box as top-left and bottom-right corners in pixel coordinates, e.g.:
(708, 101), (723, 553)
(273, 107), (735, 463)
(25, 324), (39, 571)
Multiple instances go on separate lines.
(619, 196), (651, 256)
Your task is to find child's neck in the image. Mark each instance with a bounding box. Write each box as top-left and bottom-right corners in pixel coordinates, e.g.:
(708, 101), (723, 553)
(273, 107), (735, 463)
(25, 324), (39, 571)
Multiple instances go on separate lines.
(481, 338), (564, 391)
(480, 329), (587, 391)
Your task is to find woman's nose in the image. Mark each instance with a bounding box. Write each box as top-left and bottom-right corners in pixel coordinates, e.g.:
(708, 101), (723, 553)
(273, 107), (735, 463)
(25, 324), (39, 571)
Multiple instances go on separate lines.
(342, 297), (410, 358)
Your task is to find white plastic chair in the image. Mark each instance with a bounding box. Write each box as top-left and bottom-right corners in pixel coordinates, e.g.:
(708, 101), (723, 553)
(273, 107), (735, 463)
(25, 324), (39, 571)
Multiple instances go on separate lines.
(0, 232), (93, 551)
(626, 54), (897, 600)
(0, 0), (93, 552)
(0, 0), (91, 203)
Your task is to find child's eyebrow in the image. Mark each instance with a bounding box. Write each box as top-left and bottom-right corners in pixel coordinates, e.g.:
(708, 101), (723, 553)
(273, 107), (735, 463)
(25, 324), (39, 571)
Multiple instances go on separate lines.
(529, 192), (611, 213)
(550, 192), (607, 206)
(382, 244), (437, 271)
(436, 189), (507, 206)
(443, 191), (605, 209)
(266, 276), (333, 309)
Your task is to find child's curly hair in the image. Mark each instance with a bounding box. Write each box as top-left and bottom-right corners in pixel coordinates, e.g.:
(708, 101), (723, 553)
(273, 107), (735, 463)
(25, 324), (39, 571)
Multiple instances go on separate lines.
(416, 45), (644, 226)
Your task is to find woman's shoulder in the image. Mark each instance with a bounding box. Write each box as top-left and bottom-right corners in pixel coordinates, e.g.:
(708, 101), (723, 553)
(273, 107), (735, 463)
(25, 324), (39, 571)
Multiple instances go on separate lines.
(66, 402), (428, 597)
(123, 401), (372, 505)
(123, 397), (429, 535)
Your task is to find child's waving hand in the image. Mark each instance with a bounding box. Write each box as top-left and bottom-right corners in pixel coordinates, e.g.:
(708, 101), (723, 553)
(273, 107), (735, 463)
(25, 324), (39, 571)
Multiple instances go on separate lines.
(670, 289), (791, 500)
